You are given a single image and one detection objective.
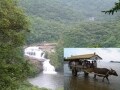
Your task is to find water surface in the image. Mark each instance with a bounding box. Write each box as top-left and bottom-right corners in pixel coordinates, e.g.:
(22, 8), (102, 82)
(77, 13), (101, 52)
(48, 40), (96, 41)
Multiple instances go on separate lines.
(28, 72), (63, 90)
(64, 62), (120, 90)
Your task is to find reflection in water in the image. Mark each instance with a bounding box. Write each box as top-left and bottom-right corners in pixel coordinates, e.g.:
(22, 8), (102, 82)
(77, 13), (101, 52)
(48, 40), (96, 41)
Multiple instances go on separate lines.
(65, 76), (110, 90)
(64, 62), (120, 90)
(28, 72), (63, 90)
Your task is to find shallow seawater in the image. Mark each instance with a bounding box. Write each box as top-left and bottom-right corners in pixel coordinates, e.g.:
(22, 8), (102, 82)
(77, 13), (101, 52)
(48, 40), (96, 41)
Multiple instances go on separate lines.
(64, 62), (120, 90)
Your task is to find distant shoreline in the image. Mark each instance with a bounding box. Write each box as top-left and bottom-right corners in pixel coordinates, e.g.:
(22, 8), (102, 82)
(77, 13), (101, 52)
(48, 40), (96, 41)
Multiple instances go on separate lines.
(110, 61), (120, 63)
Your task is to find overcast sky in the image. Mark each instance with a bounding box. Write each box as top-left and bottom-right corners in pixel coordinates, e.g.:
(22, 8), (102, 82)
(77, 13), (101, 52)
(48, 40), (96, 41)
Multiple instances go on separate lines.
(64, 48), (120, 62)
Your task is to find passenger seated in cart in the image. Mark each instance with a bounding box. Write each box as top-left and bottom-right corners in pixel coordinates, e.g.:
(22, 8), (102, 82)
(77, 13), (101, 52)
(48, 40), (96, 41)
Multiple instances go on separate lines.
(71, 61), (76, 67)
(86, 61), (90, 68)
(79, 61), (82, 65)
(90, 61), (94, 68)
(93, 60), (97, 68)
(90, 61), (97, 68)
(82, 60), (87, 68)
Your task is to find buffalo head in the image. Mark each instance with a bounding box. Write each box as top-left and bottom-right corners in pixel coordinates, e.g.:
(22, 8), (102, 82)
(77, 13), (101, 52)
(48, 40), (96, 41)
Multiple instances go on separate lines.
(110, 69), (118, 76)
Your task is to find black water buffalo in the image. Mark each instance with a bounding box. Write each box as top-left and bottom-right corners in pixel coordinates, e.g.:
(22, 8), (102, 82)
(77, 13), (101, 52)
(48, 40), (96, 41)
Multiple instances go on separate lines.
(93, 68), (118, 83)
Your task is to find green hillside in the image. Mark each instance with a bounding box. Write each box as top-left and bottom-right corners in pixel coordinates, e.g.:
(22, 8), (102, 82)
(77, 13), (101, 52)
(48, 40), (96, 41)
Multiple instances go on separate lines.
(19, 0), (120, 47)
(20, 0), (119, 22)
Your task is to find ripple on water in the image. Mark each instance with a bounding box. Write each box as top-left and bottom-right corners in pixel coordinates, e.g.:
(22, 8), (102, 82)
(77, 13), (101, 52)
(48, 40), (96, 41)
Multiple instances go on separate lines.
(64, 62), (120, 90)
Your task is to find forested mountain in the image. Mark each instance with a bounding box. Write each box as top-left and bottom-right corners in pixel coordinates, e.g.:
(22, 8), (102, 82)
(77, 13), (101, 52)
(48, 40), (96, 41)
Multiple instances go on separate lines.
(20, 0), (119, 22)
(20, 0), (83, 22)
(19, 0), (120, 47)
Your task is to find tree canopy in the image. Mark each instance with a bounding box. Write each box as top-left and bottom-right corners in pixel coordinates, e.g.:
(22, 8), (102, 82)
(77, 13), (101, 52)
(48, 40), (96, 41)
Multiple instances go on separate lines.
(0, 0), (30, 89)
(102, 0), (120, 14)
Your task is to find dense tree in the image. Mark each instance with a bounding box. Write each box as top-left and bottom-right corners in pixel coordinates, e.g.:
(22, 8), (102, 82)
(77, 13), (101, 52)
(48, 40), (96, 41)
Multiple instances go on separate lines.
(20, 0), (118, 23)
(102, 0), (120, 14)
(26, 16), (66, 44)
(0, 0), (30, 89)
(63, 21), (120, 47)
(49, 39), (64, 69)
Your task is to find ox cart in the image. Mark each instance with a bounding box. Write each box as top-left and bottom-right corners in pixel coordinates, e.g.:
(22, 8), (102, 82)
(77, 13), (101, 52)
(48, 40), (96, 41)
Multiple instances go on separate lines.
(64, 53), (102, 76)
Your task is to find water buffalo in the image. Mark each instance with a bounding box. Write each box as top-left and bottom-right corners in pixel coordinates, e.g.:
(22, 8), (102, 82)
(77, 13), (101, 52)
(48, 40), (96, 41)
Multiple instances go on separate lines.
(92, 68), (118, 83)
